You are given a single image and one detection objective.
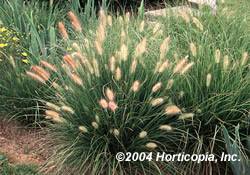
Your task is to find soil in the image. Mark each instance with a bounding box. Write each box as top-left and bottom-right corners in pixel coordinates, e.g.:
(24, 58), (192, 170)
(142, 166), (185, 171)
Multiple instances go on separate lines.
(0, 119), (49, 166)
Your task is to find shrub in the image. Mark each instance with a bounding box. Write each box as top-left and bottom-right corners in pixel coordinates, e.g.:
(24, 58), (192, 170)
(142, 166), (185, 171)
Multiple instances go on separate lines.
(27, 7), (250, 174)
(27, 10), (196, 174)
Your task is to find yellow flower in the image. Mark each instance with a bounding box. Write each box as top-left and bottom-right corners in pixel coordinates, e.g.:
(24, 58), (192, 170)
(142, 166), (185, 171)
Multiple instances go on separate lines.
(0, 43), (8, 48)
(22, 59), (29, 64)
(12, 37), (19, 41)
(0, 27), (7, 33)
(21, 52), (28, 57)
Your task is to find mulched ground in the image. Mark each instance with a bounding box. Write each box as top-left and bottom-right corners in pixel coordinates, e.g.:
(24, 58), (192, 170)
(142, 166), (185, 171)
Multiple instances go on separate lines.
(0, 119), (49, 166)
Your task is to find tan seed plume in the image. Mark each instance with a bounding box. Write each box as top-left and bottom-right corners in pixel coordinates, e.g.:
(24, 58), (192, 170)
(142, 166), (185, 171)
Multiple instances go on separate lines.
(206, 73), (212, 87)
(58, 22), (68, 40)
(31, 66), (50, 81)
(223, 55), (230, 70)
(79, 126), (88, 133)
(131, 80), (141, 92)
(134, 38), (147, 58)
(192, 17), (204, 31)
(160, 36), (171, 60)
(120, 44), (128, 61)
(215, 49), (221, 63)
(61, 105), (74, 114)
(165, 105), (181, 116)
(166, 79), (174, 89)
(178, 113), (194, 120)
(180, 62), (194, 74)
(92, 122), (99, 129)
(108, 101), (118, 112)
(67, 11), (82, 32)
(99, 99), (108, 109)
(40, 60), (57, 72)
(173, 57), (188, 74)
(46, 102), (60, 111)
(151, 98), (164, 106)
(107, 15), (112, 26)
(159, 125), (173, 131)
(153, 23), (161, 34)
(145, 142), (157, 150)
(152, 82), (162, 93)
(139, 131), (147, 138)
(26, 71), (46, 84)
(139, 20), (145, 32)
(63, 55), (77, 70)
(190, 42), (197, 57)
(105, 88), (115, 101)
(130, 59), (137, 74)
(241, 52), (248, 66)
(115, 67), (122, 81)
(70, 73), (83, 86)
(178, 10), (190, 23)
(109, 56), (116, 73)
(113, 129), (120, 136)
(92, 59), (100, 77)
(157, 60), (170, 73)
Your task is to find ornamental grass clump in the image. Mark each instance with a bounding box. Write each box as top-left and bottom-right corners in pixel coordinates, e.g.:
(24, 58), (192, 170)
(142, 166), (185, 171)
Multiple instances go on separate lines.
(27, 10), (197, 174)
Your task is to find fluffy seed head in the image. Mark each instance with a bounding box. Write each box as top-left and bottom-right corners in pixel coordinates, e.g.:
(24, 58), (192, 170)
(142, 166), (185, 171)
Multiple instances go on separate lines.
(178, 113), (194, 120)
(63, 55), (77, 70)
(152, 82), (162, 93)
(153, 23), (161, 34)
(215, 49), (221, 63)
(40, 60), (57, 72)
(67, 11), (82, 32)
(108, 101), (118, 112)
(70, 73), (83, 86)
(139, 131), (147, 138)
(45, 110), (64, 123)
(79, 126), (88, 133)
(105, 88), (115, 101)
(113, 129), (120, 136)
(130, 59), (137, 74)
(139, 20), (145, 32)
(180, 62), (194, 74)
(160, 37), (171, 60)
(99, 99), (108, 109)
(131, 80), (141, 92)
(166, 79), (174, 89)
(192, 17), (204, 31)
(26, 71), (46, 84)
(134, 38), (147, 58)
(178, 10), (190, 23)
(159, 125), (173, 131)
(92, 59), (100, 77)
(190, 42), (197, 57)
(157, 60), (169, 73)
(107, 15), (112, 26)
(58, 22), (68, 40)
(145, 142), (157, 150)
(206, 73), (212, 87)
(115, 67), (122, 81)
(241, 52), (248, 66)
(151, 98), (164, 106)
(109, 56), (116, 73)
(61, 105), (74, 114)
(46, 102), (60, 111)
(173, 57), (188, 74)
(165, 105), (181, 116)
(91, 122), (99, 129)
(120, 44), (128, 61)
(223, 55), (230, 70)
(31, 65), (50, 81)
(95, 40), (103, 56)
